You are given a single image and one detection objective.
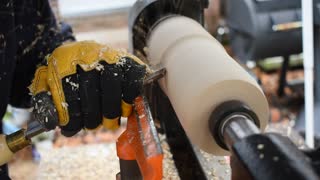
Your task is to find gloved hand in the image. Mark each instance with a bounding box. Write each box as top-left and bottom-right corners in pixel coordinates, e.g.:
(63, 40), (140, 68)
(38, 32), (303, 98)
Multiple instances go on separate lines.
(30, 41), (147, 137)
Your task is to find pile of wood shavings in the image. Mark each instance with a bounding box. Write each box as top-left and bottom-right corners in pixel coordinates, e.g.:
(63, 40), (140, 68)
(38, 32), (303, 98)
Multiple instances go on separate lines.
(198, 149), (231, 180)
(36, 131), (232, 180)
(37, 143), (119, 180)
(159, 134), (180, 180)
(160, 133), (231, 180)
(37, 134), (180, 180)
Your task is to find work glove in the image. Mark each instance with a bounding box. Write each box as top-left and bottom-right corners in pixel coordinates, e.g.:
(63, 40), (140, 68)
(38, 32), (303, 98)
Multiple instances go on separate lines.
(29, 41), (147, 137)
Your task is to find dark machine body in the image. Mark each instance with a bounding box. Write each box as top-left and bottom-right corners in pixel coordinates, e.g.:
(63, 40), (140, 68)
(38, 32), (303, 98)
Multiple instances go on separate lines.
(209, 101), (320, 180)
(226, 0), (307, 96)
(128, 0), (208, 61)
(226, 0), (320, 137)
(226, 0), (303, 62)
(128, 0), (320, 179)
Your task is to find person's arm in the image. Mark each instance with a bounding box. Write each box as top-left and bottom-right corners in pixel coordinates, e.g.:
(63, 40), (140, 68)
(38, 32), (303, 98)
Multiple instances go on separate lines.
(10, 0), (74, 108)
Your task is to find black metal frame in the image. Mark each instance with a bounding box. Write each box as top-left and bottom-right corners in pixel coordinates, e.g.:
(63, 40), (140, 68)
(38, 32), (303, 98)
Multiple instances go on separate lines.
(147, 83), (208, 179)
(208, 103), (320, 180)
(129, 0), (209, 178)
(128, 0), (208, 61)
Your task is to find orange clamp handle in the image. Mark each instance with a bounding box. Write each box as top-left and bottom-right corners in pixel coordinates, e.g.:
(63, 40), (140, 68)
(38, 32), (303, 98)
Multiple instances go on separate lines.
(117, 96), (163, 180)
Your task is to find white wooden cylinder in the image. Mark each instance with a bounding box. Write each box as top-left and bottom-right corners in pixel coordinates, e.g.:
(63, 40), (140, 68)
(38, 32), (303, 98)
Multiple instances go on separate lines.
(147, 16), (269, 155)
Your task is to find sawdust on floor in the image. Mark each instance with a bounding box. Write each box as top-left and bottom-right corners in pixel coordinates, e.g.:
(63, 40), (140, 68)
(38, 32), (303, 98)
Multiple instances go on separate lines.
(37, 143), (119, 180)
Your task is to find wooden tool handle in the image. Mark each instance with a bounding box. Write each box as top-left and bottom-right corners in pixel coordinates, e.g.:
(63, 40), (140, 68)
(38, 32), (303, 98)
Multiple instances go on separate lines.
(0, 135), (14, 166)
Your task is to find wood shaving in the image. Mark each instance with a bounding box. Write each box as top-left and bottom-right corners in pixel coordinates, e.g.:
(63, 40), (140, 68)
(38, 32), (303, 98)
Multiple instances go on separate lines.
(159, 134), (180, 180)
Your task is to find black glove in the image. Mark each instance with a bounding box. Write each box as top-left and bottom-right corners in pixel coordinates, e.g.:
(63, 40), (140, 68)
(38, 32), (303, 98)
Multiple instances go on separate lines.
(30, 41), (147, 137)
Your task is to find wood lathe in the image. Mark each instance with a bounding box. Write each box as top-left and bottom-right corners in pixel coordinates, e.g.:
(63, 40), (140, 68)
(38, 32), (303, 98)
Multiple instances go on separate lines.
(1, 0), (320, 179)
(126, 0), (320, 179)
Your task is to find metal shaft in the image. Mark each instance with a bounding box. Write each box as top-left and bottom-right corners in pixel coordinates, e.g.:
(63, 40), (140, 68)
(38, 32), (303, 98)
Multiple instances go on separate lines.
(143, 67), (166, 85)
(221, 114), (260, 150)
(25, 120), (46, 139)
